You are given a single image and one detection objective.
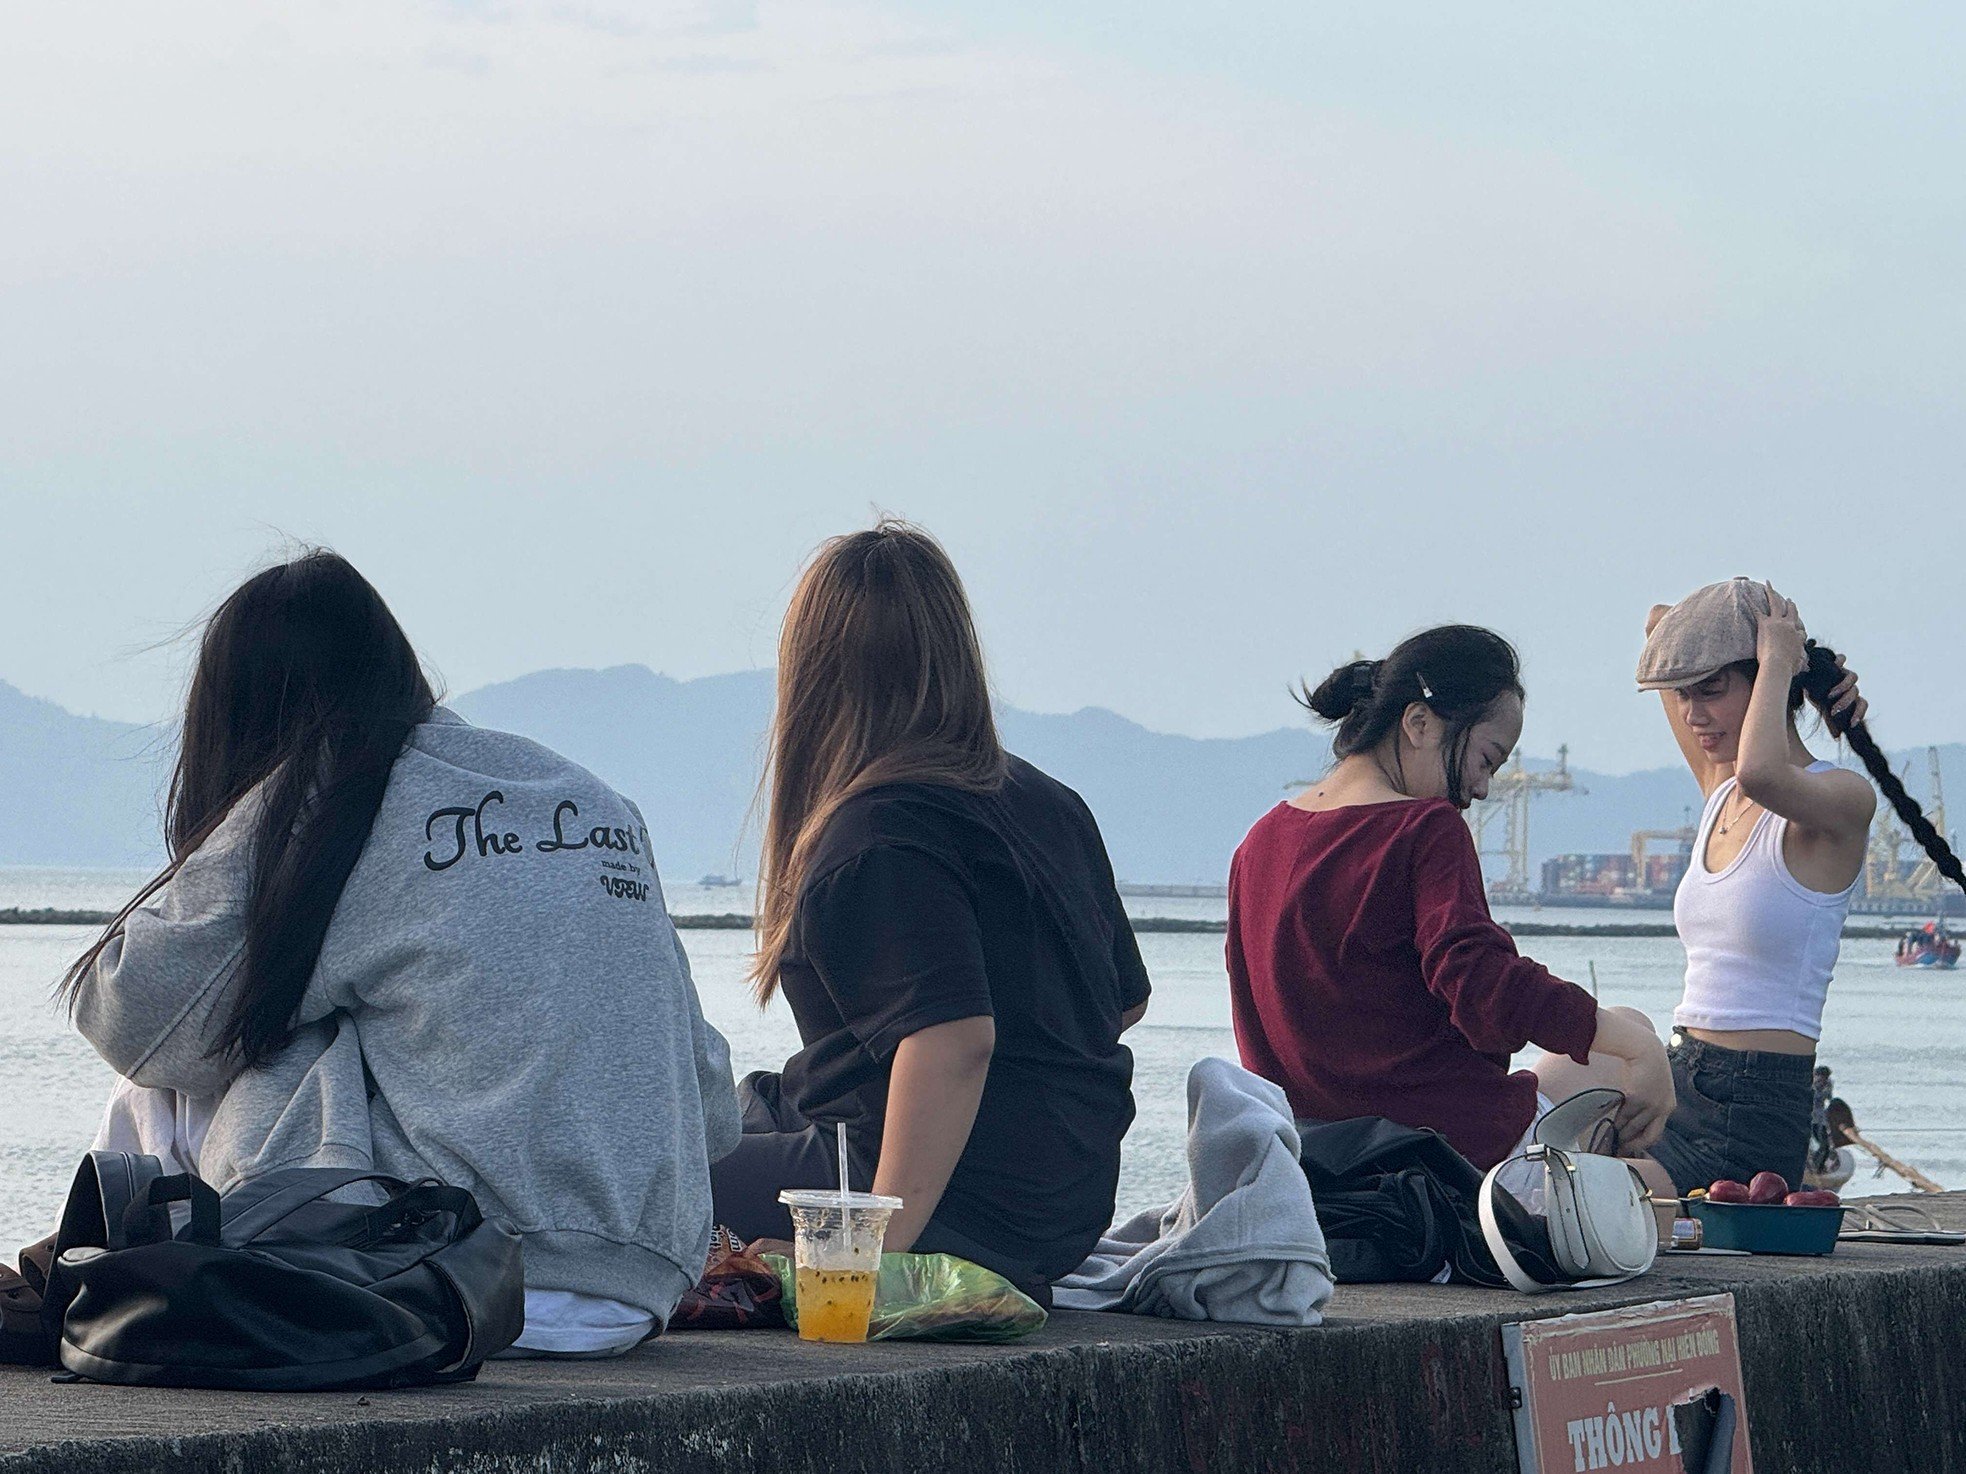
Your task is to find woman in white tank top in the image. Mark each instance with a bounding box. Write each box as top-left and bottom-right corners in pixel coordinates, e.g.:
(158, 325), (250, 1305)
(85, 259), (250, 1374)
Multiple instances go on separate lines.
(1629, 579), (1966, 1194)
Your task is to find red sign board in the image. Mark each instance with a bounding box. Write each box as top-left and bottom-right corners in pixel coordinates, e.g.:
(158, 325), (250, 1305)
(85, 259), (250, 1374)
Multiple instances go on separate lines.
(1502, 1294), (1753, 1472)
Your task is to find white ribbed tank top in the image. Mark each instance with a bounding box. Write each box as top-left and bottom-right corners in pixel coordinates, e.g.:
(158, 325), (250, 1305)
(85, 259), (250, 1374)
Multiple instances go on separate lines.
(1672, 761), (1855, 1041)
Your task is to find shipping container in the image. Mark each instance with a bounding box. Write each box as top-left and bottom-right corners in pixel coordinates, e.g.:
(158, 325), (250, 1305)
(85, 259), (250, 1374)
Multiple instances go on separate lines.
(1541, 854), (1635, 896)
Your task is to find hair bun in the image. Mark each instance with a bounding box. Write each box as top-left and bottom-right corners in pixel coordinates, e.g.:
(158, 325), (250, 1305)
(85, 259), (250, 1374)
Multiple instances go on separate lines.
(1304, 659), (1381, 722)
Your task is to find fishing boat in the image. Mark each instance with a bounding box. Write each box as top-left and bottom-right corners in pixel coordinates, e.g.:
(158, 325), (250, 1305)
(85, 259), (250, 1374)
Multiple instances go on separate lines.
(1894, 919), (1961, 970)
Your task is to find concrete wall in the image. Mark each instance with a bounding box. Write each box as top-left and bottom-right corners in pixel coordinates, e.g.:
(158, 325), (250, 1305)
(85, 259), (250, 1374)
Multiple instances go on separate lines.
(5, 1202), (1964, 1473)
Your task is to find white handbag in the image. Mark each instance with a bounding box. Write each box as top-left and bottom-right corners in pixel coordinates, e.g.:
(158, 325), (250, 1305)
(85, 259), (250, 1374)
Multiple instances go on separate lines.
(1477, 1088), (1657, 1294)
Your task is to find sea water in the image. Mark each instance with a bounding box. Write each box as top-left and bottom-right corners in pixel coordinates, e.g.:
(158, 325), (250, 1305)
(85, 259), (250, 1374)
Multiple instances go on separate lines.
(2, 867), (1961, 1252)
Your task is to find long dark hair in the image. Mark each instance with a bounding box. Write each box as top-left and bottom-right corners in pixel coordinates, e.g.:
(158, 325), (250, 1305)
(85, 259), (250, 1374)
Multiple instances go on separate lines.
(1782, 642), (1966, 897)
(1302, 625), (1524, 807)
(750, 520), (1005, 1002)
(62, 551), (436, 1067)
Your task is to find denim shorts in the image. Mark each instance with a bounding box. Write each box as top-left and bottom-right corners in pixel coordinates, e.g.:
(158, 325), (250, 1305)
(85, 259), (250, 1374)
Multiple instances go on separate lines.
(1649, 1032), (1816, 1195)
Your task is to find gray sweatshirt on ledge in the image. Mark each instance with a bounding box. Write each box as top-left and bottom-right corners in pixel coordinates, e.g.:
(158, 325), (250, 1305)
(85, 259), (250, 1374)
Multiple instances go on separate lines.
(74, 709), (742, 1323)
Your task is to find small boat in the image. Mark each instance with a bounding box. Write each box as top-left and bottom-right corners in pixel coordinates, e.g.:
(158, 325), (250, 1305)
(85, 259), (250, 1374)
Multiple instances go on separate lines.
(1894, 919), (1961, 970)
(697, 874), (743, 889)
(1810, 1079), (1944, 1194)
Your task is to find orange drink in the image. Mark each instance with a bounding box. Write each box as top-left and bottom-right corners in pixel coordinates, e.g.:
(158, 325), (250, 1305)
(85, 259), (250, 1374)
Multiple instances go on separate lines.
(778, 1188), (902, 1346)
(794, 1266), (879, 1343)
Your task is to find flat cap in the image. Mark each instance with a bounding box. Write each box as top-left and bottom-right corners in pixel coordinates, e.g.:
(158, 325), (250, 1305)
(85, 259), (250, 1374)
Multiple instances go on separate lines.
(1635, 577), (1800, 692)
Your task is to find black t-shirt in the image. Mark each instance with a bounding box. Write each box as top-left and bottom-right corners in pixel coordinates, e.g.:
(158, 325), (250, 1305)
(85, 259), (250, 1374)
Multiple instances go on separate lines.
(777, 756), (1150, 1283)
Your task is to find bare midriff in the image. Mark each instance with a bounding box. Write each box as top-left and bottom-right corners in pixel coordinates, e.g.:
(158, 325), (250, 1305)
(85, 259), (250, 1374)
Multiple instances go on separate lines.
(1681, 1025), (1816, 1057)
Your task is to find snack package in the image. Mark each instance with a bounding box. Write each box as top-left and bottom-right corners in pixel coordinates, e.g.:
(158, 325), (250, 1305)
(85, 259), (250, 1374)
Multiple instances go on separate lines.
(671, 1226), (787, 1330)
(764, 1250), (1047, 1343)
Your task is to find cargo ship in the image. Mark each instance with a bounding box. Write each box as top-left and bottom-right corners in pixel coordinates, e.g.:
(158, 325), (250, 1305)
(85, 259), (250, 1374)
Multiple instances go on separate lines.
(1536, 849), (1688, 909)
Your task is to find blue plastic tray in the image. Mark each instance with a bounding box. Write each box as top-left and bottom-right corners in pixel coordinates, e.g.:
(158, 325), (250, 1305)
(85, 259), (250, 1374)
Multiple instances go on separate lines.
(1689, 1199), (1846, 1255)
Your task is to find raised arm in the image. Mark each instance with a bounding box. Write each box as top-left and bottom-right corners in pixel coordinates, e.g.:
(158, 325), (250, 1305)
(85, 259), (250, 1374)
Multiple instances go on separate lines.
(1646, 602), (1724, 796)
(1732, 585), (1876, 844)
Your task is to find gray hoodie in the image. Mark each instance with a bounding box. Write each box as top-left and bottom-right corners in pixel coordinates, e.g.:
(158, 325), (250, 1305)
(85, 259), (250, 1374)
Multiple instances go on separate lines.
(74, 710), (741, 1323)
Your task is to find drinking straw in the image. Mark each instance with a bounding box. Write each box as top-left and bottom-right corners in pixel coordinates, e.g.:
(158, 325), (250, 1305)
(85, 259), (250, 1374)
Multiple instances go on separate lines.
(837, 1120), (850, 1220)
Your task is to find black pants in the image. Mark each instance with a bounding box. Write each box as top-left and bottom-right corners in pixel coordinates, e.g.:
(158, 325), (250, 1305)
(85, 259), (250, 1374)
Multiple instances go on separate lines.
(708, 1072), (1051, 1306)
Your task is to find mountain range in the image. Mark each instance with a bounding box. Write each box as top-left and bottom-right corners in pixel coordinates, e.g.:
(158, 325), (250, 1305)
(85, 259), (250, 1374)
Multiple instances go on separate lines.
(0, 680), (172, 869)
(4, 669), (1960, 886)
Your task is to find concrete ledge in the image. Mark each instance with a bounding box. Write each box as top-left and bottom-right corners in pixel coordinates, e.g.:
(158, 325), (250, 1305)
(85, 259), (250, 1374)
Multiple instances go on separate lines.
(6, 1194), (1965, 1473)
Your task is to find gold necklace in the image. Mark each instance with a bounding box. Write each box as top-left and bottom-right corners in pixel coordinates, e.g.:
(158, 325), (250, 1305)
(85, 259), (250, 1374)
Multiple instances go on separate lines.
(1715, 786), (1758, 837)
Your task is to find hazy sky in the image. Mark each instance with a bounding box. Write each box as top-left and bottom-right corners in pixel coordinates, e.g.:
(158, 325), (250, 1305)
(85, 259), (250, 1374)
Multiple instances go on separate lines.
(4, 2), (1962, 773)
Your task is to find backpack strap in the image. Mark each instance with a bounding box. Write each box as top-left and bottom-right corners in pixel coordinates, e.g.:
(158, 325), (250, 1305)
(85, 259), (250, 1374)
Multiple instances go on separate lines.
(56, 1152), (169, 1256)
(40, 1153), (170, 1348)
(220, 1170), (408, 1247)
(125, 1175), (222, 1247)
(356, 1184), (480, 1246)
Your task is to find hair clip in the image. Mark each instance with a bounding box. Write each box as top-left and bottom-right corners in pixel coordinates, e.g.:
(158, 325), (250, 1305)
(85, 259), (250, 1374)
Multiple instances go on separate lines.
(1417, 673), (1435, 701)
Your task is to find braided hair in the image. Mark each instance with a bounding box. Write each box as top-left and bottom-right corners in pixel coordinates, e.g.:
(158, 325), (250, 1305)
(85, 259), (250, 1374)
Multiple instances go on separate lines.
(1795, 641), (1966, 898)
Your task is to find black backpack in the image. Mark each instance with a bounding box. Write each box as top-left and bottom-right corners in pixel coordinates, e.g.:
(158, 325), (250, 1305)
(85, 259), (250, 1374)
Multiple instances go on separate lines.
(34, 1152), (524, 1389)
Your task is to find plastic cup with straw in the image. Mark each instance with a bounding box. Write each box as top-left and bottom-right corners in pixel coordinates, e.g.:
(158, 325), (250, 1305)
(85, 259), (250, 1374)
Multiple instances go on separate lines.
(778, 1130), (900, 1344)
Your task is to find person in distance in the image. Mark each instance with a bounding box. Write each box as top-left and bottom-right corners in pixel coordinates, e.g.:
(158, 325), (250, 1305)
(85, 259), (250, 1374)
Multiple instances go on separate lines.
(62, 550), (739, 1356)
(1630, 578), (1966, 1195)
(1226, 625), (1673, 1199)
(710, 520), (1149, 1302)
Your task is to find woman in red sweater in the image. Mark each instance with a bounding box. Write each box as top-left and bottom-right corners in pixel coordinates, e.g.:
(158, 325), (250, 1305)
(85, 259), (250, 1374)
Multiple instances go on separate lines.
(1227, 625), (1673, 1178)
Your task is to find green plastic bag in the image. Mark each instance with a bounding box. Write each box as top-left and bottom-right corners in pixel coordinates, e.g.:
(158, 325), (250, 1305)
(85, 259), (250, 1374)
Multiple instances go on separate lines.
(764, 1251), (1047, 1343)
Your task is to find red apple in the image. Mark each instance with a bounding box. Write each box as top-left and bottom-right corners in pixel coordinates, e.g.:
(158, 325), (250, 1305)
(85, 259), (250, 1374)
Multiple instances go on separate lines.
(1785, 1189), (1841, 1207)
(1707, 1179), (1752, 1203)
(1748, 1172), (1791, 1204)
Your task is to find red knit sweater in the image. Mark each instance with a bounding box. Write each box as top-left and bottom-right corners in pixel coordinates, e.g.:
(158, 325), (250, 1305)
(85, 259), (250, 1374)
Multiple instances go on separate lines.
(1227, 798), (1599, 1170)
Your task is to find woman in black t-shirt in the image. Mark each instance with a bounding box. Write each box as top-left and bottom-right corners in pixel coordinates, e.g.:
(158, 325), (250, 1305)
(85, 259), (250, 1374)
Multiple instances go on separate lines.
(710, 521), (1149, 1297)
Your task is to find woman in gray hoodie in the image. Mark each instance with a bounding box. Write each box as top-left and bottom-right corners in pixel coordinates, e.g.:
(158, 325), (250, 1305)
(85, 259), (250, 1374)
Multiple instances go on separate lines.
(63, 550), (740, 1356)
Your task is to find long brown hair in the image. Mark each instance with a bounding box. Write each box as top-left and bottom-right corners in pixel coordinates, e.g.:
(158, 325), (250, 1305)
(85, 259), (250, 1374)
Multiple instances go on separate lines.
(750, 521), (1006, 1001)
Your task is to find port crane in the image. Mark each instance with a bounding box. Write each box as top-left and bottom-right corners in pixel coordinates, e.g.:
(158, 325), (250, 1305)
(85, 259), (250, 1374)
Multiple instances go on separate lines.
(1631, 817), (1696, 877)
(1466, 746), (1579, 902)
(1863, 746), (1959, 912)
